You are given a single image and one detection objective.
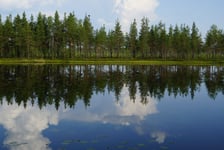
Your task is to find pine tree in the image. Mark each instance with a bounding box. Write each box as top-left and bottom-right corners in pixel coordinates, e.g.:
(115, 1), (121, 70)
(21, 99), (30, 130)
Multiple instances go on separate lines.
(13, 14), (23, 57)
(221, 31), (224, 56)
(35, 13), (46, 57)
(0, 15), (3, 57)
(22, 13), (33, 58)
(139, 17), (149, 58)
(54, 11), (63, 58)
(129, 19), (138, 58)
(64, 12), (78, 58)
(167, 25), (174, 57)
(95, 26), (107, 57)
(190, 22), (202, 58)
(179, 24), (191, 58)
(46, 16), (54, 58)
(172, 25), (180, 58)
(76, 20), (84, 56)
(114, 20), (124, 57)
(29, 15), (37, 57)
(148, 25), (156, 57)
(3, 15), (14, 57)
(107, 30), (115, 58)
(157, 22), (167, 58)
(205, 25), (221, 58)
(83, 15), (94, 57)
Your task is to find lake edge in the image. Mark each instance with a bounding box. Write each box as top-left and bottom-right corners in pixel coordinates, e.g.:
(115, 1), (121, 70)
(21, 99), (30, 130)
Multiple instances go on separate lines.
(0, 58), (224, 66)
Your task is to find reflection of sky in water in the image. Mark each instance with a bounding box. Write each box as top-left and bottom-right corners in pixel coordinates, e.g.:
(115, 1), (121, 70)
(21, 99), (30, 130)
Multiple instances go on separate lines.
(1, 84), (224, 149)
(1, 67), (224, 149)
(151, 131), (166, 144)
(61, 86), (158, 125)
(0, 85), (166, 149)
(0, 99), (59, 150)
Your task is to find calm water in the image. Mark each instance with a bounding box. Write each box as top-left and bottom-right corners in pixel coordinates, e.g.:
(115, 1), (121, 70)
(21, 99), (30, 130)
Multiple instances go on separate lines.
(0, 65), (224, 150)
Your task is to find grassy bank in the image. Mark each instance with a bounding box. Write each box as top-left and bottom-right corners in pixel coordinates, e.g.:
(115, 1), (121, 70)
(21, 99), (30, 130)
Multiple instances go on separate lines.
(0, 58), (224, 66)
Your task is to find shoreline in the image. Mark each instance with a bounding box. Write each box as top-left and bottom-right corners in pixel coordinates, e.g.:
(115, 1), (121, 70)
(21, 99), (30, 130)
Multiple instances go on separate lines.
(0, 58), (224, 66)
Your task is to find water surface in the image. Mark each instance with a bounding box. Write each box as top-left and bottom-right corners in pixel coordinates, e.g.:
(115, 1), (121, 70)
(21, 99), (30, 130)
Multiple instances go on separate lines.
(0, 65), (224, 150)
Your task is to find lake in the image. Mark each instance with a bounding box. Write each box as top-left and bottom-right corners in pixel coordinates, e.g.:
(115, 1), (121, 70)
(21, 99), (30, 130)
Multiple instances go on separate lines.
(0, 65), (224, 150)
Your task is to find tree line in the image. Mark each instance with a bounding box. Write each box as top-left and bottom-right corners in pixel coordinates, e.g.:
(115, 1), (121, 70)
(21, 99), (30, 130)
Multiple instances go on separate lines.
(0, 11), (224, 59)
(0, 65), (223, 109)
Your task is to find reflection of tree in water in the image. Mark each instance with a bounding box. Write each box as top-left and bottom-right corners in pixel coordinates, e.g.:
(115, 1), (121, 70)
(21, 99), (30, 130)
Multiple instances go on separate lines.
(0, 65), (223, 109)
(204, 66), (224, 99)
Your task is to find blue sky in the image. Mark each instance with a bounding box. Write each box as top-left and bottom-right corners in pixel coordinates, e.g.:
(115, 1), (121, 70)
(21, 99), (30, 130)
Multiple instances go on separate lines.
(0, 0), (223, 37)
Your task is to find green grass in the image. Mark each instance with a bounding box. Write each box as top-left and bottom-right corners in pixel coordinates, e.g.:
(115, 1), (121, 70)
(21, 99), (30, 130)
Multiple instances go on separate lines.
(0, 58), (224, 66)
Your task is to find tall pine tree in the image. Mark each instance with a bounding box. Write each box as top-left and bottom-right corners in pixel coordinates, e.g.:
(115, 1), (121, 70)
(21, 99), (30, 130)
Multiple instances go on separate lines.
(3, 15), (14, 57)
(64, 12), (78, 58)
(114, 20), (124, 57)
(190, 22), (202, 58)
(129, 19), (138, 58)
(0, 15), (3, 57)
(139, 17), (149, 58)
(83, 15), (94, 57)
(54, 11), (63, 58)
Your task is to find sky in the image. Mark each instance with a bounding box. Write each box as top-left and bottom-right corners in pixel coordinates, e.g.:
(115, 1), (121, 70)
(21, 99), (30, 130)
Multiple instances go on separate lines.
(0, 0), (223, 37)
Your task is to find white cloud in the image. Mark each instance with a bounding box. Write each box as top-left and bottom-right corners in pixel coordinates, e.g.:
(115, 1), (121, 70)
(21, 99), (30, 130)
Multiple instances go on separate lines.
(113, 0), (159, 31)
(151, 131), (166, 144)
(0, 99), (59, 150)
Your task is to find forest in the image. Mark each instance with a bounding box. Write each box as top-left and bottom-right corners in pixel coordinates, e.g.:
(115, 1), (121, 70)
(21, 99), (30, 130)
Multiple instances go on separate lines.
(0, 11), (224, 59)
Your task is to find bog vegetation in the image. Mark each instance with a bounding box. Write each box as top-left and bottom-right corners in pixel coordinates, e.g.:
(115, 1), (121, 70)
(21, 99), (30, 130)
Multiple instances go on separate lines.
(0, 11), (224, 59)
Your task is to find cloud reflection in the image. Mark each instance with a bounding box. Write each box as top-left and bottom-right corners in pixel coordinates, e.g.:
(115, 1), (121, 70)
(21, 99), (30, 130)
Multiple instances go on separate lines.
(0, 86), (162, 149)
(61, 86), (158, 126)
(151, 131), (166, 144)
(116, 86), (158, 120)
(0, 99), (59, 150)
